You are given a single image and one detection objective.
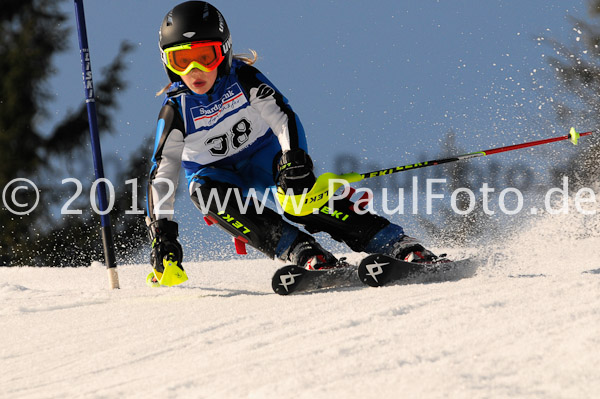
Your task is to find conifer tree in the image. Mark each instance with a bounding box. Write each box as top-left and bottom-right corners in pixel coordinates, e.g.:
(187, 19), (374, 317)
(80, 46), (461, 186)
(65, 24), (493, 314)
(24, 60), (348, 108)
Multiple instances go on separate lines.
(0, 0), (148, 266)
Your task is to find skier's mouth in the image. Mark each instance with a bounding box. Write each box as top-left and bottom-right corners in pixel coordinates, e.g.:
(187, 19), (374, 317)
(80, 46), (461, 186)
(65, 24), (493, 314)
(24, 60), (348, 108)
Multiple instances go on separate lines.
(192, 80), (206, 88)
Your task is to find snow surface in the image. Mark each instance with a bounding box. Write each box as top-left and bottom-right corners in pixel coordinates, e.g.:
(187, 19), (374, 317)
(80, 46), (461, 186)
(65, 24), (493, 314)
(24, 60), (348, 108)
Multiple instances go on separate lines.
(2, 207), (600, 399)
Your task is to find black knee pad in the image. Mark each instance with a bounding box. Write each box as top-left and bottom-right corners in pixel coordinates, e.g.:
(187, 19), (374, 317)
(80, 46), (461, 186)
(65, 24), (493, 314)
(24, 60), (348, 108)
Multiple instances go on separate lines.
(190, 180), (286, 258)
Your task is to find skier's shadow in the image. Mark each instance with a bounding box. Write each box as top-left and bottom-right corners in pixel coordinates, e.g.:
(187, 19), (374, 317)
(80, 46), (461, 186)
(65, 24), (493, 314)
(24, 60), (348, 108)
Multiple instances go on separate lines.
(180, 285), (271, 297)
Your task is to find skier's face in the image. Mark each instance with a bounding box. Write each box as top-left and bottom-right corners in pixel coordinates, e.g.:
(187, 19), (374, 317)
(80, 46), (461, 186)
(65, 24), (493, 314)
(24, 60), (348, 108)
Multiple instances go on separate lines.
(181, 67), (218, 95)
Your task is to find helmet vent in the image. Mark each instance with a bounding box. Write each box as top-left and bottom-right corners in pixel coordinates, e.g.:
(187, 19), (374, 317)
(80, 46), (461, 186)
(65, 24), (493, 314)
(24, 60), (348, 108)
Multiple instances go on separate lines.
(183, 32), (196, 38)
(166, 11), (173, 26)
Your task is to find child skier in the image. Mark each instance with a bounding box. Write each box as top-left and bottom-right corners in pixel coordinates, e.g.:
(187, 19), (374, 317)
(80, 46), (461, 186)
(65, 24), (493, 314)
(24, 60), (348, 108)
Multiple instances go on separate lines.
(146, 1), (437, 286)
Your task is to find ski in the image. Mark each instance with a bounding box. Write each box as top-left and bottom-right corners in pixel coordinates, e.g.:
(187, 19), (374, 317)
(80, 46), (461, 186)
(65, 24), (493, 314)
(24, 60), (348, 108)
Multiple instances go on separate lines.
(272, 254), (478, 295)
(357, 253), (477, 287)
(271, 264), (360, 295)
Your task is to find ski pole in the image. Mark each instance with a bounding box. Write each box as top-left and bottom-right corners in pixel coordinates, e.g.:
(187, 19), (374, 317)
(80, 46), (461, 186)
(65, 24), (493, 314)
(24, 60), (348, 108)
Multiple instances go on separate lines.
(277, 128), (595, 216)
(357, 127), (593, 180)
(74, 0), (119, 289)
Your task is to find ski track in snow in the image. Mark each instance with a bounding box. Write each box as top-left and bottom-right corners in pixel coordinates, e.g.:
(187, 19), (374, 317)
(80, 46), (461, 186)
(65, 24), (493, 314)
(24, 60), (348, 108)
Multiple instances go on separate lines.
(1, 209), (600, 398)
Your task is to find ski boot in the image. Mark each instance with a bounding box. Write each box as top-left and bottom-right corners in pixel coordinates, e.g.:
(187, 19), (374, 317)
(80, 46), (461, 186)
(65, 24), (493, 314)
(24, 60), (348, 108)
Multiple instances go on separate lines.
(385, 235), (442, 264)
(287, 236), (347, 270)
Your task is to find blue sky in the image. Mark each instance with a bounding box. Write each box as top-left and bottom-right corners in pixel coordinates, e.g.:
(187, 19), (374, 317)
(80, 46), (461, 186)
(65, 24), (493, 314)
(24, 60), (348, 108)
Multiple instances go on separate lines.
(44, 1), (589, 258)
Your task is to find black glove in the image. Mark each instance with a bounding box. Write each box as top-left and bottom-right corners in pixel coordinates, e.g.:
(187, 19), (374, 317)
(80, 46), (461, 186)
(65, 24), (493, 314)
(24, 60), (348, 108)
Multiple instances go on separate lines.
(148, 218), (183, 272)
(277, 149), (316, 195)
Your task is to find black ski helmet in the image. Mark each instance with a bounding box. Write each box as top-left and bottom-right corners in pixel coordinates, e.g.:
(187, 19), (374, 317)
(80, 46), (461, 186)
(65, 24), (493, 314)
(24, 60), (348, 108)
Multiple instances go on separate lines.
(159, 1), (233, 82)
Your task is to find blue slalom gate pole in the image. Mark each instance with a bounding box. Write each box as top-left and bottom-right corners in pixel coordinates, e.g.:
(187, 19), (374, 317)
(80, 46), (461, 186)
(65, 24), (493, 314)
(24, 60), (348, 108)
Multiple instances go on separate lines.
(73, 0), (119, 288)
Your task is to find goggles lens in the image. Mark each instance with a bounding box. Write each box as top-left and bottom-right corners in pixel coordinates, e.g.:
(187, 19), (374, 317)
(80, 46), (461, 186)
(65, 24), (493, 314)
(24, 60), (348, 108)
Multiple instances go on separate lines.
(163, 41), (224, 75)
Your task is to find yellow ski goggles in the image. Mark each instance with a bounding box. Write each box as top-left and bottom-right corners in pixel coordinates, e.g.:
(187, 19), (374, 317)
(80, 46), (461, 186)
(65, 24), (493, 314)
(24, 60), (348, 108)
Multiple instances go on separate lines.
(161, 41), (225, 75)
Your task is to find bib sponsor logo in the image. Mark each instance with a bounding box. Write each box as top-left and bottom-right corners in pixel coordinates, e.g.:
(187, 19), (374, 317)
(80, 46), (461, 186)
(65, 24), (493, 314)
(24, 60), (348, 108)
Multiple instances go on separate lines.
(190, 83), (246, 129)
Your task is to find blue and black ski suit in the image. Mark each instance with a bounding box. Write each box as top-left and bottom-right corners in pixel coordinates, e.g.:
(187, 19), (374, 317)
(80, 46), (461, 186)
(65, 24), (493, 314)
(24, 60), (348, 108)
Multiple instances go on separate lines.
(147, 59), (406, 262)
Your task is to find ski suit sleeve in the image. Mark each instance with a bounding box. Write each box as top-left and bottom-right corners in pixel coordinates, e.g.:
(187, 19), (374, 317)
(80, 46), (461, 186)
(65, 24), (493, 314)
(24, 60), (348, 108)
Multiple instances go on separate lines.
(237, 64), (307, 153)
(147, 99), (185, 222)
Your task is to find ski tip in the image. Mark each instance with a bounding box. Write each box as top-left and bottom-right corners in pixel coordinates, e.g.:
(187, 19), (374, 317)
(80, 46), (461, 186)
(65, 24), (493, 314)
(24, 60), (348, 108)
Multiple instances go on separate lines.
(272, 265), (306, 295)
(357, 254), (394, 287)
(569, 127), (580, 145)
